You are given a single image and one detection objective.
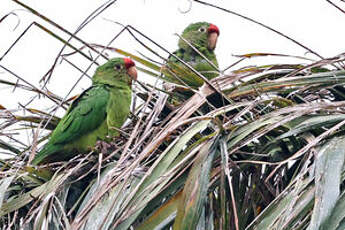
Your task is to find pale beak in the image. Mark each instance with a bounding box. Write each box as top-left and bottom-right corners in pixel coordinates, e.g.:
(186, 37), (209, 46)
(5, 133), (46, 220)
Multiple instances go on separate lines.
(127, 66), (138, 82)
(208, 32), (218, 50)
(207, 23), (219, 50)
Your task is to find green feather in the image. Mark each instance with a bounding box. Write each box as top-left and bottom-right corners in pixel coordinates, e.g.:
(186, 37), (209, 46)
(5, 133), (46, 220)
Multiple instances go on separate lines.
(163, 22), (219, 87)
(32, 58), (133, 165)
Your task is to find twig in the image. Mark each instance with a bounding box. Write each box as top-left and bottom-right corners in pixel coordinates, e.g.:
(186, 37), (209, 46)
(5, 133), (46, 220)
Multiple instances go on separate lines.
(325, 0), (345, 14)
(193, 0), (323, 59)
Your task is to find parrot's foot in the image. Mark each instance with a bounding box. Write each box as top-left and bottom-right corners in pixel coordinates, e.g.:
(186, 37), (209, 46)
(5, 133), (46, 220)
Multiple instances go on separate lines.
(95, 141), (111, 154)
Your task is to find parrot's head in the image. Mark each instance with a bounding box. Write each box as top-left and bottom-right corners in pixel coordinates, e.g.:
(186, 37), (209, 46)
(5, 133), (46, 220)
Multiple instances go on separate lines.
(178, 22), (220, 52)
(93, 57), (137, 88)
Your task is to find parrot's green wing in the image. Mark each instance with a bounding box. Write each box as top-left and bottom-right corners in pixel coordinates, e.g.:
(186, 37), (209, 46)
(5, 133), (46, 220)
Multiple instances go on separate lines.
(162, 50), (204, 88)
(52, 85), (109, 144)
(32, 85), (110, 165)
(165, 48), (218, 84)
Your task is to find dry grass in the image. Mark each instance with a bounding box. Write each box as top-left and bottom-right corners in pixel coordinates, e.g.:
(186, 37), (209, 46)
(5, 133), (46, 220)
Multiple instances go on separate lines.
(1, 1), (345, 229)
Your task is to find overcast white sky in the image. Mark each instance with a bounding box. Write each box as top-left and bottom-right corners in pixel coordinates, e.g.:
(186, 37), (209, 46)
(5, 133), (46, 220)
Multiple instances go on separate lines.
(0, 0), (345, 157)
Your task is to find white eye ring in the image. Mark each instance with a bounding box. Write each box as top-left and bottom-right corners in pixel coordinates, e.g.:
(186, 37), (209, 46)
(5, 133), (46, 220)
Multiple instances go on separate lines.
(114, 65), (122, 70)
(199, 27), (206, 33)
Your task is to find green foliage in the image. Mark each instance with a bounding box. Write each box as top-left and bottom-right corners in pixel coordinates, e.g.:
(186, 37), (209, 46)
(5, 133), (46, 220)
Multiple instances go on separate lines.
(2, 1), (345, 230)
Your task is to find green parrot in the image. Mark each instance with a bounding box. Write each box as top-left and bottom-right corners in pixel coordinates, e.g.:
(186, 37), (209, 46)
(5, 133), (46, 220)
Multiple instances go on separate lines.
(163, 22), (220, 89)
(31, 57), (137, 165)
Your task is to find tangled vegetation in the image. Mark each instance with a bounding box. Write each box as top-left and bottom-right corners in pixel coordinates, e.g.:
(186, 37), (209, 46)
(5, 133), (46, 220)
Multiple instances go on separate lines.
(1, 1), (345, 229)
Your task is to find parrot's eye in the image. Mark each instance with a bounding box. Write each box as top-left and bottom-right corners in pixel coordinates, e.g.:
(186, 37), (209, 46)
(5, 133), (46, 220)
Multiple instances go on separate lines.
(199, 27), (206, 33)
(114, 65), (122, 70)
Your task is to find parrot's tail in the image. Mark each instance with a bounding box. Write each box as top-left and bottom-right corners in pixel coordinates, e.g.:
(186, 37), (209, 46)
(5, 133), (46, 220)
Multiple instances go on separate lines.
(31, 144), (59, 165)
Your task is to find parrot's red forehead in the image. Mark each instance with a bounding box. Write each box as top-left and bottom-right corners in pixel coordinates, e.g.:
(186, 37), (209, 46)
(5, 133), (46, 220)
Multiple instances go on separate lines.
(208, 24), (220, 35)
(123, 58), (135, 69)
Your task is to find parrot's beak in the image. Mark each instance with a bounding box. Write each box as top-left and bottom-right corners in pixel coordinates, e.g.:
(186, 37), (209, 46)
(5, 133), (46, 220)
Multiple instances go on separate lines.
(207, 24), (219, 50)
(127, 66), (138, 81)
(124, 57), (138, 83)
